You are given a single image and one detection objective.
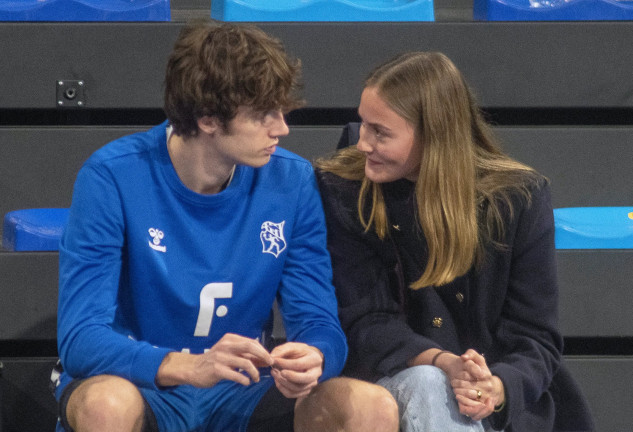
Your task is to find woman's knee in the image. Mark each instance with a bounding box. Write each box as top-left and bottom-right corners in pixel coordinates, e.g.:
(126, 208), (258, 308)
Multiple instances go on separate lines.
(379, 366), (451, 409)
(380, 366), (486, 432)
(381, 365), (448, 392)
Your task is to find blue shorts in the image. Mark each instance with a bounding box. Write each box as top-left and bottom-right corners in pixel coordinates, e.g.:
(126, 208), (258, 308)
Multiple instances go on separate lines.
(140, 375), (275, 432)
(56, 370), (285, 432)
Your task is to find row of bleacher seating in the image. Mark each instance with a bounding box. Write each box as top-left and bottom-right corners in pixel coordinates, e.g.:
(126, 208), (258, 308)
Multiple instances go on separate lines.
(5, 205), (632, 251)
(1, 19), (632, 432)
(2, 125), (632, 431)
(2, 0), (633, 22)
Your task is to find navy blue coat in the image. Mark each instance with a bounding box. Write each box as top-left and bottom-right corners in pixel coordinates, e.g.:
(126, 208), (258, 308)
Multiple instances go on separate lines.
(316, 161), (595, 432)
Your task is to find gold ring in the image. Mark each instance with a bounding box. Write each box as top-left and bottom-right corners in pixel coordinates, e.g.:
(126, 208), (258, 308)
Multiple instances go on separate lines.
(476, 390), (482, 400)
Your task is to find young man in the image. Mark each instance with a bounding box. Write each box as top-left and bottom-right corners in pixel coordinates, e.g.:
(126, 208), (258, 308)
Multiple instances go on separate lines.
(54, 20), (398, 432)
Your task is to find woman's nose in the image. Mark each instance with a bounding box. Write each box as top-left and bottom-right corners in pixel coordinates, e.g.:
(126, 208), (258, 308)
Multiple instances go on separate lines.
(356, 128), (373, 153)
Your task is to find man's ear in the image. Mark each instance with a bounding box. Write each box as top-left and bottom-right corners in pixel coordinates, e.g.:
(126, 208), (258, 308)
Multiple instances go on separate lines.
(197, 116), (220, 135)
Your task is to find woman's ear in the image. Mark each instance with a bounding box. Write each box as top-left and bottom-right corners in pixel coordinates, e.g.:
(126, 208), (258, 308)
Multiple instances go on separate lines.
(197, 116), (220, 135)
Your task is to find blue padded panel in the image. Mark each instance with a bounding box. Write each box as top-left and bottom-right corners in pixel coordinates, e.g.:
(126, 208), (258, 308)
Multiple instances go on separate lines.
(211, 0), (434, 22)
(0, 0), (170, 22)
(3, 208), (69, 251)
(554, 207), (633, 249)
(474, 0), (633, 21)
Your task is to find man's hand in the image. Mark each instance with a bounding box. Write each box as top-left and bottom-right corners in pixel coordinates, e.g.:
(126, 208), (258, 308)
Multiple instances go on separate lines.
(156, 333), (273, 388)
(270, 342), (324, 398)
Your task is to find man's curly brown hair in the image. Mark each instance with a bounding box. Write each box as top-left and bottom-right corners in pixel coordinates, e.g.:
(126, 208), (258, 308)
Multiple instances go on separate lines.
(164, 19), (304, 137)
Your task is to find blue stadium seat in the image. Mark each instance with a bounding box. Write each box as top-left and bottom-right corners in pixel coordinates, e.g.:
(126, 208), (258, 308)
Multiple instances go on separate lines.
(211, 0), (434, 22)
(0, 0), (170, 22)
(474, 0), (633, 21)
(554, 207), (633, 249)
(3, 208), (69, 251)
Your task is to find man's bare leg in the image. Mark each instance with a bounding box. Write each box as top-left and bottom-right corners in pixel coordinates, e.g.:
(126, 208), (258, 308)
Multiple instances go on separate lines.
(65, 375), (145, 432)
(294, 377), (399, 432)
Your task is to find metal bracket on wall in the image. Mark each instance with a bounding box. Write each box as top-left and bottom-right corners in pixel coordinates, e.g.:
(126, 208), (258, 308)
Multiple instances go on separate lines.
(56, 80), (85, 108)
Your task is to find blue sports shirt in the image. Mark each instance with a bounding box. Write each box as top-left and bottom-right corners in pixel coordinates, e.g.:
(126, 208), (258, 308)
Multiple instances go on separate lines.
(57, 121), (347, 391)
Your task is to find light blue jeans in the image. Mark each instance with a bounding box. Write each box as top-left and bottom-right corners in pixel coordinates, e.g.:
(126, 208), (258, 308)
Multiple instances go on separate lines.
(377, 365), (501, 432)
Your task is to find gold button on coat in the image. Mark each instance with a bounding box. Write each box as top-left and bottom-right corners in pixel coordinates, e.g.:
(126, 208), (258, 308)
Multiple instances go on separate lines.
(456, 292), (464, 303)
(432, 317), (443, 328)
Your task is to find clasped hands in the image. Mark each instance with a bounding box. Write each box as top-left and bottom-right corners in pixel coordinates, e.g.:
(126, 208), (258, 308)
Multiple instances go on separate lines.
(157, 333), (323, 399)
(442, 349), (505, 421)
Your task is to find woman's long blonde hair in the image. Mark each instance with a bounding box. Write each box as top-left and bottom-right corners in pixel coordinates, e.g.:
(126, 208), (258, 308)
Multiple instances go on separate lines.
(317, 52), (537, 289)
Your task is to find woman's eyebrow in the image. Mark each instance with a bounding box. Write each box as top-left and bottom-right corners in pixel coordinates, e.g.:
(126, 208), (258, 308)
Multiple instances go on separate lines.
(367, 121), (391, 133)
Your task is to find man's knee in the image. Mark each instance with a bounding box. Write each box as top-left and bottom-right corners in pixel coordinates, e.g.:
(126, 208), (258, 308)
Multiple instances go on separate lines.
(295, 377), (399, 432)
(66, 375), (145, 432)
(353, 380), (399, 431)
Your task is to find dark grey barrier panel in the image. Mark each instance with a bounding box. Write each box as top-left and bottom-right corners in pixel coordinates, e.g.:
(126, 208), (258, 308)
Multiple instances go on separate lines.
(557, 250), (633, 338)
(288, 125), (633, 209)
(0, 127), (146, 239)
(0, 355), (627, 432)
(2, 126), (630, 339)
(497, 127), (633, 208)
(1, 124), (628, 210)
(1, 250), (629, 341)
(2, 22), (633, 109)
(0, 356), (626, 432)
(0, 252), (58, 341)
(0, 23), (178, 110)
(284, 126), (633, 338)
(0, 358), (58, 432)
(0, 126), (335, 239)
(280, 126), (343, 162)
(566, 356), (633, 432)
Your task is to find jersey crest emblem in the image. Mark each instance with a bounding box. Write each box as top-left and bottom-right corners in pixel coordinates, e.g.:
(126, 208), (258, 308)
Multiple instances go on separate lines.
(260, 221), (286, 258)
(148, 227), (166, 252)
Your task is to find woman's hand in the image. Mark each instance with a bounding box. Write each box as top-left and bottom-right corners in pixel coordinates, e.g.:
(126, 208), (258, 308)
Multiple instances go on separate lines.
(449, 349), (505, 421)
(409, 348), (506, 421)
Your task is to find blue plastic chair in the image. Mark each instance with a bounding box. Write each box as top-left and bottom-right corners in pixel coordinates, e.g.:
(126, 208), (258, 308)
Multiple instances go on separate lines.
(211, 0), (434, 22)
(474, 0), (633, 21)
(3, 208), (69, 251)
(0, 0), (170, 22)
(554, 207), (633, 249)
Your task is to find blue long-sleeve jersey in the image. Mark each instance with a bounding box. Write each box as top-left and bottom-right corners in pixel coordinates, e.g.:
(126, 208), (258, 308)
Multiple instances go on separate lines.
(57, 121), (347, 391)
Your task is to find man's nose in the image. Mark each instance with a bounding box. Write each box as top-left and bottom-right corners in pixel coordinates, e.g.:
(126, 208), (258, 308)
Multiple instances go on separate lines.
(268, 111), (289, 137)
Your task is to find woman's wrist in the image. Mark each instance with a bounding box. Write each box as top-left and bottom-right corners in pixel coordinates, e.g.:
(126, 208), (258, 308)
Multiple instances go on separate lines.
(491, 375), (506, 410)
(494, 400), (506, 412)
(407, 348), (453, 368)
(431, 350), (451, 367)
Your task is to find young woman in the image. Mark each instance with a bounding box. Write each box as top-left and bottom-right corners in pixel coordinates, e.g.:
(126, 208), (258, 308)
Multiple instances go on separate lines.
(316, 52), (594, 432)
